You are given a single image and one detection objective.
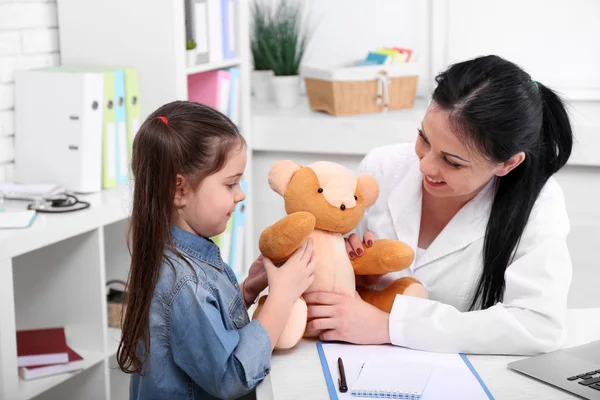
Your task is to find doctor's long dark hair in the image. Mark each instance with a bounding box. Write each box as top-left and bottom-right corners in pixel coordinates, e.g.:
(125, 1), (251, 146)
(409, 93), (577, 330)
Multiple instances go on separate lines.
(117, 101), (243, 374)
(431, 55), (573, 311)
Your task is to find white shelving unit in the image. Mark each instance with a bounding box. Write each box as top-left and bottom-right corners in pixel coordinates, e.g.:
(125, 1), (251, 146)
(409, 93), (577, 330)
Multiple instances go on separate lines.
(0, 0), (254, 399)
(0, 185), (132, 400)
(55, 0), (255, 274)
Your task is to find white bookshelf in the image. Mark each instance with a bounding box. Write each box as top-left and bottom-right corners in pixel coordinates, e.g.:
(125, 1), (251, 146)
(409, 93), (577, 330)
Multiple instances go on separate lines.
(0, 185), (132, 400)
(0, 0), (254, 399)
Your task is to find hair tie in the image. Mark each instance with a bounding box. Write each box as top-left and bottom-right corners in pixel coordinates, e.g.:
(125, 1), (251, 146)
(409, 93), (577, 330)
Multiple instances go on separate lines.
(532, 80), (539, 89)
(156, 116), (169, 125)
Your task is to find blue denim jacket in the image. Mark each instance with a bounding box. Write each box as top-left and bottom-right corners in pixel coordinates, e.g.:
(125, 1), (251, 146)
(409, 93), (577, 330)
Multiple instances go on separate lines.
(130, 226), (272, 400)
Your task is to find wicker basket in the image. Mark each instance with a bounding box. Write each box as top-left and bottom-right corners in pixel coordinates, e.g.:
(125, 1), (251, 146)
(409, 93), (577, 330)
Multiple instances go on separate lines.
(302, 63), (419, 117)
(107, 280), (127, 328)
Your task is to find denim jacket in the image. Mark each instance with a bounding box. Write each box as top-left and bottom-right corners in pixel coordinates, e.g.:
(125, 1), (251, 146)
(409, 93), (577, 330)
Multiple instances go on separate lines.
(130, 226), (272, 400)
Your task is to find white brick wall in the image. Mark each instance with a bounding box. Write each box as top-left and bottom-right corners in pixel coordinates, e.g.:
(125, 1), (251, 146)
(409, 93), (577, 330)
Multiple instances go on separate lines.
(0, 0), (59, 183)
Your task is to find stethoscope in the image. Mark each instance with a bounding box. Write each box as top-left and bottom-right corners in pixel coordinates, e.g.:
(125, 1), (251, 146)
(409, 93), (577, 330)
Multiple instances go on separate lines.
(27, 193), (91, 213)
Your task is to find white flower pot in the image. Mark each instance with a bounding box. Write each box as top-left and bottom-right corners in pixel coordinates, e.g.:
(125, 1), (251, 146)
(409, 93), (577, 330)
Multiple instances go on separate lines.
(272, 75), (301, 108)
(251, 70), (274, 100)
(186, 49), (197, 67)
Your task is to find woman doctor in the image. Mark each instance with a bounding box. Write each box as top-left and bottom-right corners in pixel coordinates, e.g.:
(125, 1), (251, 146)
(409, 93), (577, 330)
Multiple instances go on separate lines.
(304, 55), (574, 355)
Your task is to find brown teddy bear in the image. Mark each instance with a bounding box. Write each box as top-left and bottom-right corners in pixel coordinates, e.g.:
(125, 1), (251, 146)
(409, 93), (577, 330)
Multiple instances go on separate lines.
(253, 160), (427, 349)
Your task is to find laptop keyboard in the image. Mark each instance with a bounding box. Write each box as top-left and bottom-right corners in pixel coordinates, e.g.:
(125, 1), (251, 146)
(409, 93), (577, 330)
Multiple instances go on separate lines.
(567, 369), (600, 391)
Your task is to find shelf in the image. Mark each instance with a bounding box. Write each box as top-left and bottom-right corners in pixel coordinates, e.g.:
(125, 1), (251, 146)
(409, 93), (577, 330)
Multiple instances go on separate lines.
(186, 57), (242, 75)
(107, 327), (122, 358)
(16, 349), (105, 400)
(251, 97), (600, 167)
(0, 184), (132, 259)
(251, 97), (428, 156)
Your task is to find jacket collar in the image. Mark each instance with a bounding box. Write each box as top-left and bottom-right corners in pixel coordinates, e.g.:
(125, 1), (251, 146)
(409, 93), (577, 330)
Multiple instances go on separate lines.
(387, 161), (495, 271)
(170, 225), (224, 270)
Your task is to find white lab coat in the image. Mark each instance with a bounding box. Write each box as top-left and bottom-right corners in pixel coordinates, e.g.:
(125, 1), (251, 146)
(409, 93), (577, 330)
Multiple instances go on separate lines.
(356, 143), (572, 356)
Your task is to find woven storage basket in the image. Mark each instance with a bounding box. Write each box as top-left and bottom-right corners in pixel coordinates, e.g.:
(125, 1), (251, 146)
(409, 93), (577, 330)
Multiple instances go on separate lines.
(107, 279), (127, 328)
(302, 63), (419, 116)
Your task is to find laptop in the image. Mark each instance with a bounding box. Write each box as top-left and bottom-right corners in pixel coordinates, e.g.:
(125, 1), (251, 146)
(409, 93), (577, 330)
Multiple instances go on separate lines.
(508, 340), (600, 399)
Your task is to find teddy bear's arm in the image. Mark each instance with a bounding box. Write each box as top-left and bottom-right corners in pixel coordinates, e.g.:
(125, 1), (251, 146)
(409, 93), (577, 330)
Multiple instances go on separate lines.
(259, 211), (316, 264)
(351, 239), (414, 275)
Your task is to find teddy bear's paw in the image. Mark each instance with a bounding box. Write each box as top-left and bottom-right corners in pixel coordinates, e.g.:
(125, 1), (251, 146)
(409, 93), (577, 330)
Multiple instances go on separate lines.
(379, 240), (415, 272)
(259, 212), (316, 263)
(274, 297), (308, 350)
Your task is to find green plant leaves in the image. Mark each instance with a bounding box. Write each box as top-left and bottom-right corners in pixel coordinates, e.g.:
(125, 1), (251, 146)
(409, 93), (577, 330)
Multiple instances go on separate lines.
(250, 0), (308, 76)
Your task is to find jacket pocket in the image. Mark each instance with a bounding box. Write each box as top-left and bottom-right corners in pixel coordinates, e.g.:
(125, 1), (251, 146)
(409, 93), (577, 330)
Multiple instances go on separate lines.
(228, 295), (250, 330)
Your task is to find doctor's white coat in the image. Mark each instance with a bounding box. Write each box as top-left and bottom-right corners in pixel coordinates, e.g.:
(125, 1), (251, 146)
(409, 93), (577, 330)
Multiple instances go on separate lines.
(356, 143), (572, 355)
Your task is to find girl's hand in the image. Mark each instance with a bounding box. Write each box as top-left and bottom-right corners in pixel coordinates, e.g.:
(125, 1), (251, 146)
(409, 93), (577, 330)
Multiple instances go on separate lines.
(265, 238), (317, 303)
(344, 231), (376, 259)
(304, 291), (391, 345)
(242, 255), (268, 305)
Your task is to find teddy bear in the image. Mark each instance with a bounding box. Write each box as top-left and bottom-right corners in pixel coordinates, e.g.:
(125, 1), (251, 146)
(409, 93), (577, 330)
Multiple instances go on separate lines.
(252, 160), (427, 349)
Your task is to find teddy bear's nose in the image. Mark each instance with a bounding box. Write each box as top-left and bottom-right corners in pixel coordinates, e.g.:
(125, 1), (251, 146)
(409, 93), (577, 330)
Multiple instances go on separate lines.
(340, 204), (346, 211)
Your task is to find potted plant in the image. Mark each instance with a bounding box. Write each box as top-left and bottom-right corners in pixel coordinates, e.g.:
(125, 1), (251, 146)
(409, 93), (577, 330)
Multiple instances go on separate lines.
(250, 1), (276, 100)
(262, 0), (308, 108)
(186, 39), (197, 67)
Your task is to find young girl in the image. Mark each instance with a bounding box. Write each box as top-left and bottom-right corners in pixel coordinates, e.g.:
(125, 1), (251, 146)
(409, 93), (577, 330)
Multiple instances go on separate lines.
(117, 101), (316, 400)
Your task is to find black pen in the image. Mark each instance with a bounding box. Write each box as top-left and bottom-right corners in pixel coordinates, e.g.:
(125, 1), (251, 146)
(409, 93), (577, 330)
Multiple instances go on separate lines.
(338, 357), (348, 393)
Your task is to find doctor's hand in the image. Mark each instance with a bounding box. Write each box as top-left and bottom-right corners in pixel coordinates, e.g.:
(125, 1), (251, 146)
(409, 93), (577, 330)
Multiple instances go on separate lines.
(304, 292), (391, 345)
(345, 232), (383, 288)
(345, 231), (376, 259)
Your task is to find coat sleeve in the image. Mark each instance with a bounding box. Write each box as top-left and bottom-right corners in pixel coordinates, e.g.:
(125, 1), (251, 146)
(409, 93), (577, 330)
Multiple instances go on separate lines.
(388, 180), (573, 355)
(351, 143), (414, 239)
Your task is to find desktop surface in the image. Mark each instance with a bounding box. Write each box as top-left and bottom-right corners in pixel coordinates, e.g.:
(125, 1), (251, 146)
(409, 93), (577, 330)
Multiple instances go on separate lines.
(257, 308), (600, 400)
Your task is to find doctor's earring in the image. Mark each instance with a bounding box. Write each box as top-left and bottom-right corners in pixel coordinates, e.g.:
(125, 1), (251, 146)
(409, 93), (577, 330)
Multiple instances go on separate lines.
(177, 208), (183, 215)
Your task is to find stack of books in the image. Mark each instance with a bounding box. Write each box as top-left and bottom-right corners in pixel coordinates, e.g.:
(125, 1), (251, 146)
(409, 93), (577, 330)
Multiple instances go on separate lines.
(16, 327), (84, 381)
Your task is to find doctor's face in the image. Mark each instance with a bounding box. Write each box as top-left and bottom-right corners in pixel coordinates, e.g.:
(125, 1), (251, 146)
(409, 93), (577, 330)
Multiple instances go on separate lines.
(415, 103), (502, 200)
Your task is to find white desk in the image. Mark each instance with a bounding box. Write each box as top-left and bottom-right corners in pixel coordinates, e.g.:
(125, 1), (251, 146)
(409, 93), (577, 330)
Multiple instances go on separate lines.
(257, 308), (600, 400)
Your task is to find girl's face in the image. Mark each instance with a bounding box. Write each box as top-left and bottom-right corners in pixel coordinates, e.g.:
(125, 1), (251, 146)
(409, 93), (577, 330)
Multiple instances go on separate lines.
(415, 103), (523, 201)
(174, 144), (247, 238)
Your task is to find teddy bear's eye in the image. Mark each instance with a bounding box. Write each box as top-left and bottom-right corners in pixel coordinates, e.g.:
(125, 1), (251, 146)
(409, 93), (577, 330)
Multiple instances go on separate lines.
(318, 188), (323, 193)
(354, 195), (358, 200)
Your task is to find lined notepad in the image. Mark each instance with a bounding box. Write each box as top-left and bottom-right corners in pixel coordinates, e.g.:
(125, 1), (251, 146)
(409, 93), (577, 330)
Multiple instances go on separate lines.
(317, 342), (494, 400)
(351, 357), (432, 398)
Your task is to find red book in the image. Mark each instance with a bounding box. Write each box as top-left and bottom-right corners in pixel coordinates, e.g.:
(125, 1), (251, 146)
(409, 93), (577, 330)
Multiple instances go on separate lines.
(19, 346), (84, 380)
(16, 327), (69, 367)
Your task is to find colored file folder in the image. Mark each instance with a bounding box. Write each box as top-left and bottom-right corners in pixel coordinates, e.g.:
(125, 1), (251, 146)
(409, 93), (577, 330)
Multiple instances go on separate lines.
(229, 180), (246, 278)
(187, 69), (231, 114)
(123, 68), (141, 166)
(221, 0), (236, 59)
(112, 69), (129, 184)
(228, 68), (240, 126)
(207, 0), (224, 62)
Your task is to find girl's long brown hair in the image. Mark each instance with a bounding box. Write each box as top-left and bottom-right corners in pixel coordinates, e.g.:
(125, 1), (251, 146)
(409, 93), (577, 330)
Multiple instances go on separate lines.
(117, 101), (244, 374)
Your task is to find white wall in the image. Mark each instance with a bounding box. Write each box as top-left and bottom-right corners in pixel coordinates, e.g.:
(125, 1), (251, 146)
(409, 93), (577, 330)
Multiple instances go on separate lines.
(0, 0), (60, 183)
(432, 0), (600, 100)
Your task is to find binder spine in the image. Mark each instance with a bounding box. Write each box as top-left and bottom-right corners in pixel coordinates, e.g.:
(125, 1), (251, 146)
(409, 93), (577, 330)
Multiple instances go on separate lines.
(350, 389), (422, 399)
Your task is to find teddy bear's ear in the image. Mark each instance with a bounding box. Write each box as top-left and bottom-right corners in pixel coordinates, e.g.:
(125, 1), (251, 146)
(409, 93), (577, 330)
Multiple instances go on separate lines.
(357, 173), (379, 208)
(268, 160), (302, 196)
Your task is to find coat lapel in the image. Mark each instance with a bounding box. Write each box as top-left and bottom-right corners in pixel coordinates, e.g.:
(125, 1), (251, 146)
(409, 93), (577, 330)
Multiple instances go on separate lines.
(387, 160), (496, 271)
(415, 178), (495, 270)
(387, 160), (423, 269)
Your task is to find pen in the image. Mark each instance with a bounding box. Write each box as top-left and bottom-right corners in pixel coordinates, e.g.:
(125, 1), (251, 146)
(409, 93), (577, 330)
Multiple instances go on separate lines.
(338, 357), (348, 393)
